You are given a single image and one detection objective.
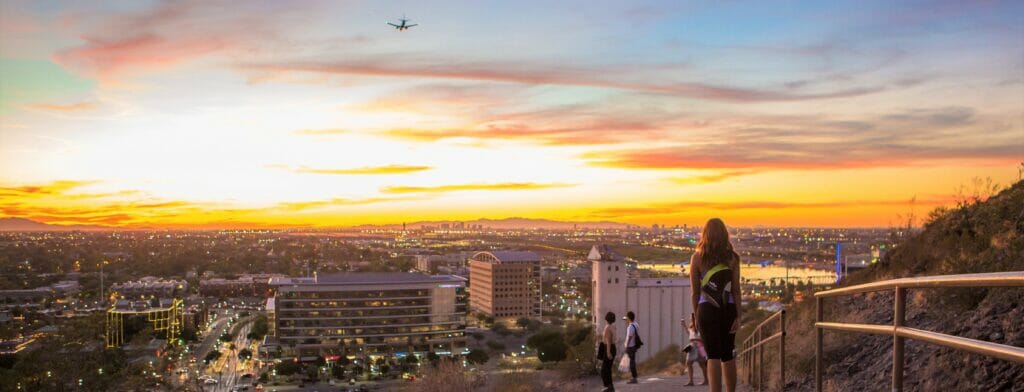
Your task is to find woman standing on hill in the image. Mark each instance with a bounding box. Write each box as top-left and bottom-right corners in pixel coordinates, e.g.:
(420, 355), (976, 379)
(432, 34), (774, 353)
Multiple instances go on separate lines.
(689, 218), (742, 392)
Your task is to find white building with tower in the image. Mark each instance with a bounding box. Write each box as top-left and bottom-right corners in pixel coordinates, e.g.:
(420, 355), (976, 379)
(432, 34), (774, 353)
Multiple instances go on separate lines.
(590, 244), (692, 362)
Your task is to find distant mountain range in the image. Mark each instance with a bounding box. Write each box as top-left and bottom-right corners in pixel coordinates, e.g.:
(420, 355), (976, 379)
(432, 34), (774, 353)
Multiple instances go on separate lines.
(0, 217), (114, 231)
(0, 216), (634, 231)
(352, 217), (635, 230)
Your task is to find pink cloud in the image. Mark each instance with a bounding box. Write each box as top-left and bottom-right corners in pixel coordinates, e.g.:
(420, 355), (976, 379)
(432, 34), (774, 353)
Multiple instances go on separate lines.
(247, 59), (886, 103)
(52, 1), (315, 80)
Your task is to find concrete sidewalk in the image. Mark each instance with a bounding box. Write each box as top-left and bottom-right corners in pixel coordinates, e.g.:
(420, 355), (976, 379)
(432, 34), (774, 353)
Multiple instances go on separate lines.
(586, 369), (717, 392)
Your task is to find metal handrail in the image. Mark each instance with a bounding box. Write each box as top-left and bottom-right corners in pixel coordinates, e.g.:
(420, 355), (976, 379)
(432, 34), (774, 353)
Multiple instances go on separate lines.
(739, 309), (786, 391)
(813, 271), (1024, 392)
(815, 271), (1023, 297)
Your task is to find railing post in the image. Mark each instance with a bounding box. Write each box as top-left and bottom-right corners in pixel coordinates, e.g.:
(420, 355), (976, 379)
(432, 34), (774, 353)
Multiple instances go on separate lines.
(780, 309), (786, 392)
(749, 341), (754, 385)
(749, 339), (757, 386)
(893, 287), (906, 392)
(754, 328), (759, 391)
(759, 327), (764, 391)
(815, 296), (823, 392)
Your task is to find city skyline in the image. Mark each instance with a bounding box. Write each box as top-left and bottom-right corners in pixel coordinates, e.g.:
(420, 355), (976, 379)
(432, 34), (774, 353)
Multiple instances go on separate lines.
(2, 1), (1022, 229)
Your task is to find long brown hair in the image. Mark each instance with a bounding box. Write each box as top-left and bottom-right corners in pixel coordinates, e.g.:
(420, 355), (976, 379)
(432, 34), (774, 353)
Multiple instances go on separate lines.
(697, 218), (738, 270)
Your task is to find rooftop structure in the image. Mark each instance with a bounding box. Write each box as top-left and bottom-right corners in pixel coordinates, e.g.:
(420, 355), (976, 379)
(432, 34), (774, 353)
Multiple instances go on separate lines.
(199, 273), (282, 298)
(111, 277), (187, 299)
(106, 297), (184, 348)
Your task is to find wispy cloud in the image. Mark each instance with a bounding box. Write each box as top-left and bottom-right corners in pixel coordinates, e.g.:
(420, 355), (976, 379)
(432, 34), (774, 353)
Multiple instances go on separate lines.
(0, 180), (96, 196)
(381, 182), (573, 194)
(585, 106), (1022, 170)
(384, 120), (664, 146)
(53, 2), (315, 80)
(0, 179), (416, 227)
(244, 59), (887, 103)
(26, 101), (96, 112)
(667, 170), (756, 185)
(293, 128), (348, 136)
(273, 196), (415, 211)
(271, 164), (432, 175)
(590, 197), (953, 218)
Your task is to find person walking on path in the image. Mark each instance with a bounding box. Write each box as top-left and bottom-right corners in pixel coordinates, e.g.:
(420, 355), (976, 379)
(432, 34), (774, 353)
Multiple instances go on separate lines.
(624, 311), (640, 384)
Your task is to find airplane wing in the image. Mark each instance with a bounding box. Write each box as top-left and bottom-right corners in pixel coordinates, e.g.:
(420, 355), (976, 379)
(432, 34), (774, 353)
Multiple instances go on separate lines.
(406, 24), (417, 28)
(387, 22), (400, 27)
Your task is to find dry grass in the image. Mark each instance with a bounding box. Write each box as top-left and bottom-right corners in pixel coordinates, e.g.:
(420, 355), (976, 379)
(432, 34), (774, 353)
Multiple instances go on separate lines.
(411, 359), (482, 392)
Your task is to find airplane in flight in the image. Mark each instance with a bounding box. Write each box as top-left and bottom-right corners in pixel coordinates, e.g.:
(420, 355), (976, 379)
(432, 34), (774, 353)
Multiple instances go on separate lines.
(387, 17), (417, 31)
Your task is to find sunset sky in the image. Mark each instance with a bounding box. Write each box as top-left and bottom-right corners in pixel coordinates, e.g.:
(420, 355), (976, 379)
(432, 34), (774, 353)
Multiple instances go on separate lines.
(1, 0), (1022, 229)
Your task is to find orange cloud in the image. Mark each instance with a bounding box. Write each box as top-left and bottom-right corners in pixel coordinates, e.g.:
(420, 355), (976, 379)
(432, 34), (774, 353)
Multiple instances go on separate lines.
(667, 170), (757, 185)
(26, 101), (97, 112)
(293, 128), (348, 136)
(287, 164), (432, 175)
(381, 182), (573, 194)
(386, 122), (660, 146)
(273, 196), (424, 211)
(589, 198), (953, 218)
(0, 180), (96, 196)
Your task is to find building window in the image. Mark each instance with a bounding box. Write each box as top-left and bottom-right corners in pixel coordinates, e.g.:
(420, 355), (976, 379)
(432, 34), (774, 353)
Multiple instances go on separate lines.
(615, 278), (619, 284)
(607, 279), (611, 283)
(607, 266), (611, 271)
(615, 266), (619, 271)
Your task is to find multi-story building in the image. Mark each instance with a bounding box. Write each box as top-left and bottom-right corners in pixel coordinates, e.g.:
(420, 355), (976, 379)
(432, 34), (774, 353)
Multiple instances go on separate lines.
(0, 280), (79, 306)
(414, 252), (473, 274)
(468, 251), (541, 319)
(590, 244), (692, 362)
(415, 255), (448, 274)
(269, 273), (467, 358)
(110, 277), (187, 299)
(199, 273), (282, 298)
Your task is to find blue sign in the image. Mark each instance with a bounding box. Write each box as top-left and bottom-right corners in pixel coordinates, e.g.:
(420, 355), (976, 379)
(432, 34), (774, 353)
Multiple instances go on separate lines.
(835, 242), (843, 283)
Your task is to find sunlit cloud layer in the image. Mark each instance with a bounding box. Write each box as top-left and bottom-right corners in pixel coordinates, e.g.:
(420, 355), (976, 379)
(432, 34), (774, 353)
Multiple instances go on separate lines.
(0, 0), (1021, 228)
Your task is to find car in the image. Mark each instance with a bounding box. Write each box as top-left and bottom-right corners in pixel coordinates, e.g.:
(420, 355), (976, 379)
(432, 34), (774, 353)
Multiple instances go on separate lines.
(204, 379), (218, 385)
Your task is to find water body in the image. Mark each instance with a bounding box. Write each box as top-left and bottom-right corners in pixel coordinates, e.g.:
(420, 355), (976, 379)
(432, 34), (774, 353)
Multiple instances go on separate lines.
(637, 263), (836, 283)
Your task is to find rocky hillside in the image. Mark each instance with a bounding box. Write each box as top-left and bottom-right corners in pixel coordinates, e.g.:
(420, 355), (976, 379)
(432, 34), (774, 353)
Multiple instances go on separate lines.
(778, 179), (1024, 391)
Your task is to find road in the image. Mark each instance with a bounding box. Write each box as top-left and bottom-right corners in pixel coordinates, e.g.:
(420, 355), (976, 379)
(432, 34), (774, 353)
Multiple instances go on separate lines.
(205, 317), (257, 392)
(170, 311), (233, 390)
(197, 314), (233, 364)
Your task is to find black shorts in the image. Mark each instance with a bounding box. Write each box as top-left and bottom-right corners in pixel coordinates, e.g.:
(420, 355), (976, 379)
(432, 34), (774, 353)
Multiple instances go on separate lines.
(697, 302), (737, 361)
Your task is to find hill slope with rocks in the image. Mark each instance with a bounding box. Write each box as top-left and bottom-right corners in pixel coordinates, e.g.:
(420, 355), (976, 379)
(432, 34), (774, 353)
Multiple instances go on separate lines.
(779, 179), (1024, 391)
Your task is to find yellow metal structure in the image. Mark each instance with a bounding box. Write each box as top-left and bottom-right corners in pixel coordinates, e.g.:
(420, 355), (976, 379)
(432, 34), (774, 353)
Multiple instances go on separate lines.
(105, 298), (184, 348)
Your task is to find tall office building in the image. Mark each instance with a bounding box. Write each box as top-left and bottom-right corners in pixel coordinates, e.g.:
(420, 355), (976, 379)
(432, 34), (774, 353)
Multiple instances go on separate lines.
(591, 244), (692, 362)
(468, 251), (541, 320)
(269, 273), (467, 358)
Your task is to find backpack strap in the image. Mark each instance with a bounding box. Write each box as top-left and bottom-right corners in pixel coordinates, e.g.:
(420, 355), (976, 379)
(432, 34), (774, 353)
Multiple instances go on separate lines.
(701, 263), (730, 287)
